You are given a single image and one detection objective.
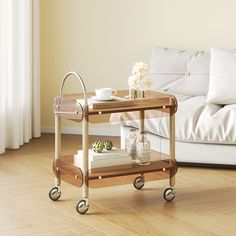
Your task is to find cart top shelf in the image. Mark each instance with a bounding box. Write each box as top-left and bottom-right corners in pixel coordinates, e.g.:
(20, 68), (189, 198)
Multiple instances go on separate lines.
(70, 90), (176, 113)
(54, 90), (177, 123)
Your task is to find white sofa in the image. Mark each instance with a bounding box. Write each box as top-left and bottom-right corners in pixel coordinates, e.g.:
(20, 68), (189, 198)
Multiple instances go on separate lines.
(120, 47), (236, 167)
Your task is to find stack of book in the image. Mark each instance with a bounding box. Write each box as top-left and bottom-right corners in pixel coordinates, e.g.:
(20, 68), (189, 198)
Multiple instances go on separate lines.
(74, 148), (132, 172)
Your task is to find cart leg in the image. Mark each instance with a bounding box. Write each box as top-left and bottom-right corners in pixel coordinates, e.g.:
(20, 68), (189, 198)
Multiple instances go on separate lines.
(169, 110), (175, 188)
(139, 110), (145, 133)
(163, 110), (176, 202)
(76, 114), (90, 214)
(49, 116), (62, 201)
(82, 115), (89, 204)
(55, 115), (61, 188)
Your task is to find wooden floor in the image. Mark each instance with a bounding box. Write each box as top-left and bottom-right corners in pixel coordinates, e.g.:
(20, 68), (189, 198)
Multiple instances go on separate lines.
(0, 134), (236, 236)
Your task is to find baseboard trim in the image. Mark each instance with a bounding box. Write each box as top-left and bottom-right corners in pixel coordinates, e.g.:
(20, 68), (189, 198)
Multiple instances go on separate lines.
(42, 124), (120, 136)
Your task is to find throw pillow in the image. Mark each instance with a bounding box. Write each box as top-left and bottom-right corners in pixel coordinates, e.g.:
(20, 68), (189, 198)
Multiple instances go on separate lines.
(150, 47), (210, 96)
(207, 47), (236, 104)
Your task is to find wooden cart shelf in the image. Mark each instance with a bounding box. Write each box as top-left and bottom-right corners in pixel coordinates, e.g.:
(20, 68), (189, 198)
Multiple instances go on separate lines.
(49, 72), (178, 214)
(53, 151), (177, 189)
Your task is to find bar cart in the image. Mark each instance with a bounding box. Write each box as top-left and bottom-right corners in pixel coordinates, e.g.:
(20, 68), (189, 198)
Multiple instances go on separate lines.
(49, 72), (178, 214)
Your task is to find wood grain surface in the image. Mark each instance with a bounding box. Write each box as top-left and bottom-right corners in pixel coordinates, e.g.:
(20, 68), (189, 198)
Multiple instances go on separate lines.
(1, 134), (236, 235)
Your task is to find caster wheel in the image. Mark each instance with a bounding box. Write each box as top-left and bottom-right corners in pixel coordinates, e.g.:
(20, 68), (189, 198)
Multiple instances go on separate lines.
(49, 187), (61, 201)
(163, 188), (175, 202)
(133, 176), (145, 190)
(76, 200), (89, 214)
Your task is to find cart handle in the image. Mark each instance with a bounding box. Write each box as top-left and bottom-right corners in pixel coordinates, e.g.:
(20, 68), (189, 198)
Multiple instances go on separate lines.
(60, 71), (87, 106)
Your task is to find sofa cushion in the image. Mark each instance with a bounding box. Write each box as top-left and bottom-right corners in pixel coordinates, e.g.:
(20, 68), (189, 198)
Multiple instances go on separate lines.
(117, 93), (236, 145)
(150, 47), (210, 96)
(207, 47), (236, 104)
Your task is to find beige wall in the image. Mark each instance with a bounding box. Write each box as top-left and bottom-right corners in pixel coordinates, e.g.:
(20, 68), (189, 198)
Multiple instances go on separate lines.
(41, 0), (236, 131)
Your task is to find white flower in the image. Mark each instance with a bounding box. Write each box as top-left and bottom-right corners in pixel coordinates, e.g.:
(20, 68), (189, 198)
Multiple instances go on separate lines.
(132, 61), (148, 76)
(128, 61), (152, 90)
(140, 77), (153, 90)
(128, 75), (139, 89)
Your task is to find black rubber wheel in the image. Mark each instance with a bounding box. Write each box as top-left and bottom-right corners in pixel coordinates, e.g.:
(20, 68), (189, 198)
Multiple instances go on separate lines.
(49, 187), (61, 201)
(163, 188), (175, 202)
(76, 200), (89, 214)
(133, 176), (145, 190)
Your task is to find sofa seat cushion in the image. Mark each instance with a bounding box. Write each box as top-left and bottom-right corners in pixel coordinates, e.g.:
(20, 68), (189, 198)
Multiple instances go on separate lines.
(116, 93), (236, 144)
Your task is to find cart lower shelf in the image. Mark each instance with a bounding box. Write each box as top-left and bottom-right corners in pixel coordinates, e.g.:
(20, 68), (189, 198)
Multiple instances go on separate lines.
(52, 150), (177, 188)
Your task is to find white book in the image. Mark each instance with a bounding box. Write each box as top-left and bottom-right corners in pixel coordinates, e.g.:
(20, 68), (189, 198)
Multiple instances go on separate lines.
(77, 148), (130, 161)
(74, 155), (132, 169)
(74, 150), (132, 170)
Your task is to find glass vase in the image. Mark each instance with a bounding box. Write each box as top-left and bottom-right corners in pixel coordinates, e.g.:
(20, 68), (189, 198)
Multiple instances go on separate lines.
(129, 87), (138, 99)
(136, 132), (151, 165)
(129, 87), (145, 99)
(125, 128), (137, 161)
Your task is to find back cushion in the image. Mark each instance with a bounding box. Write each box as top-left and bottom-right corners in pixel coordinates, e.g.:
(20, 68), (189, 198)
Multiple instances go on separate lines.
(149, 47), (210, 96)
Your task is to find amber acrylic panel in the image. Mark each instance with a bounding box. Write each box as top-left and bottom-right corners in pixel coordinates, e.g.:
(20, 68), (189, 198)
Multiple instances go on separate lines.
(53, 151), (177, 188)
(53, 156), (83, 187)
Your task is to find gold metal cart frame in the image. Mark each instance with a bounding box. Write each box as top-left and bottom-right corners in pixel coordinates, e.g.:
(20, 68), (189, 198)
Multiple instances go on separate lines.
(49, 72), (178, 214)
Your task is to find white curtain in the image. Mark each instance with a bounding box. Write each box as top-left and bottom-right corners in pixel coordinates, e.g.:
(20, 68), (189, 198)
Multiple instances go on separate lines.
(0, 0), (41, 154)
